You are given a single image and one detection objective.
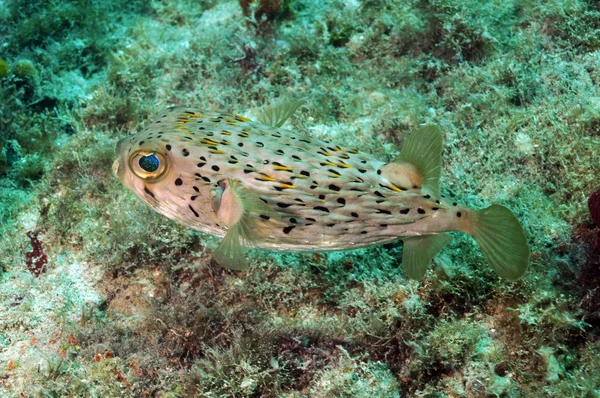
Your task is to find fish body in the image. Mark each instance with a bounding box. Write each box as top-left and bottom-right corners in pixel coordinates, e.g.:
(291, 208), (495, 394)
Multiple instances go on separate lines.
(114, 105), (530, 279)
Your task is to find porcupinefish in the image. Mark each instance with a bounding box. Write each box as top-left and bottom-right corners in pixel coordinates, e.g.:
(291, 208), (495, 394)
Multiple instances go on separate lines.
(113, 103), (530, 279)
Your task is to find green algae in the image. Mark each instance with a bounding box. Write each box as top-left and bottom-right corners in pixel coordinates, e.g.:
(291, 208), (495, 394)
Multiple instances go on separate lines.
(0, 0), (600, 396)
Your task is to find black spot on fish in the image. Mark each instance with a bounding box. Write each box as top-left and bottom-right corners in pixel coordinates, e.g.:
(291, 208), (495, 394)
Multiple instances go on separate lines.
(374, 191), (385, 198)
(380, 224), (388, 227)
(283, 225), (296, 234)
(175, 178), (183, 186)
(399, 209), (410, 214)
(413, 185), (419, 189)
(423, 194), (431, 199)
(337, 198), (346, 205)
(139, 141), (145, 145)
(195, 173), (211, 183)
(277, 203), (292, 208)
(256, 142), (264, 147)
(191, 195), (198, 201)
(310, 185), (318, 189)
(289, 218), (298, 224)
(197, 162), (206, 168)
(276, 149), (284, 155)
(189, 205), (200, 217)
(328, 184), (341, 192)
(306, 217), (316, 222)
(327, 223), (335, 227)
(377, 209), (391, 215)
(212, 165), (220, 172)
(182, 148), (190, 157)
(193, 186), (200, 193)
(144, 186), (155, 198)
(260, 214), (270, 221)
(351, 212), (359, 218)
(166, 144), (172, 151)
(300, 170), (310, 177)
(292, 155), (301, 161)
(319, 194), (326, 200)
(314, 206), (330, 213)
(432, 207), (439, 211)
(361, 231), (368, 234)
(457, 211), (462, 217)
(184, 111), (196, 115)
(417, 208), (426, 214)
(238, 143), (244, 147)
(357, 168), (367, 173)
(377, 169), (382, 175)
(453, 202), (458, 206)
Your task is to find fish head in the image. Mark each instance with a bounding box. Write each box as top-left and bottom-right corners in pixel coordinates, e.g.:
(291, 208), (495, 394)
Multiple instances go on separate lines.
(113, 135), (174, 208)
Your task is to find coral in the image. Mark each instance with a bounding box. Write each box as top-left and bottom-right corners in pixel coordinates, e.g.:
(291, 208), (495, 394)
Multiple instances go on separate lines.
(0, 58), (8, 79)
(0, 0), (600, 396)
(589, 186), (600, 228)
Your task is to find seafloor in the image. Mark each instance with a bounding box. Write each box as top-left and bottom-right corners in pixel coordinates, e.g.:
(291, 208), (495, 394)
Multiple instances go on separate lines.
(1, 0), (600, 397)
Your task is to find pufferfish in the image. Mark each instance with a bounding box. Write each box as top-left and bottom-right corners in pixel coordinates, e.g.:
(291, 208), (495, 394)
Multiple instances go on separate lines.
(113, 102), (530, 280)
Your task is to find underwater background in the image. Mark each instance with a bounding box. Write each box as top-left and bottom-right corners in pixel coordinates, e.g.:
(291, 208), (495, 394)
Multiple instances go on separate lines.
(1, 0), (600, 396)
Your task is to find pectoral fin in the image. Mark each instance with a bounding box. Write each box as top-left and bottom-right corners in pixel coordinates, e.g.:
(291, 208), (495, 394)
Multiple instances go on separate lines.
(212, 179), (279, 270)
(401, 233), (453, 280)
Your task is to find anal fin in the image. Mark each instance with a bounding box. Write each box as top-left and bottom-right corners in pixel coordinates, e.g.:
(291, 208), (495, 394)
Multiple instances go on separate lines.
(401, 233), (453, 280)
(213, 179), (279, 270)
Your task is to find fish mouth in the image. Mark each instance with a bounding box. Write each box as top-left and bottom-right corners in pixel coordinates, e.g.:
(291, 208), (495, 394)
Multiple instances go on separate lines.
(113, 137), (131, 181)
(112, 159), (121, 180)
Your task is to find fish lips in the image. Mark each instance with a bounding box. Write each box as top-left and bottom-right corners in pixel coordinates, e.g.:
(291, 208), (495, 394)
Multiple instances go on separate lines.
(112, 137), (132, 181)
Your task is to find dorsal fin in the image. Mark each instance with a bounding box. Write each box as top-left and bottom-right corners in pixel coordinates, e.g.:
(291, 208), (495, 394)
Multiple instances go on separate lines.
(257, 100), (305, 128)
(381, 125), (443, 197)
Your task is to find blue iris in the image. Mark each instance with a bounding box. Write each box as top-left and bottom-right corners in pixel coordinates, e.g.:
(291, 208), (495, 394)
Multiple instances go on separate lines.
(139, 154), (160, 172)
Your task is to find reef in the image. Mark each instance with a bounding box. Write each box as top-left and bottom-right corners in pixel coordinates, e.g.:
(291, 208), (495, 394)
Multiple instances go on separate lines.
(1, 0), (600, 396)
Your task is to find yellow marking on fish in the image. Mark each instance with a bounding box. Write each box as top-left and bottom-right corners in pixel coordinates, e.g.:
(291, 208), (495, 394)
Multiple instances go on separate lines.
(256, 175), (277, 182)
(177, 118), (193, 123)
(235, 115), (250, 122)
(182, 131), (194, 135)
(200, 138), (220, 146)
(220, 140), (231, 145)
(323, 160), (337, 167)
(279, 183), (296, 189)
(337, 153), (350, 159)
(222, 130), (232, 135)
(348, 149), (360, 154)
(209, 149), (226, 154)
(336, 161), (353, 168)
(293, 174), (308, 179)
(238, 132), (249, 138)
(273, 165), (293, 171)
(389, 184), (403, 193)
(186, 113), (203, 118)
(318, 150), (334, 156)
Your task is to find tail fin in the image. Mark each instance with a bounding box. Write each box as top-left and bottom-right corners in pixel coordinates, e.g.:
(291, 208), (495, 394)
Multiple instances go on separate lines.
(469, 205), (530, 280)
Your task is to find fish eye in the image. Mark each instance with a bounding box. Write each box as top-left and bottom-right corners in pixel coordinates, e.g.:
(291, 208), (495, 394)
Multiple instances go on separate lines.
(129, 151), (168, 181)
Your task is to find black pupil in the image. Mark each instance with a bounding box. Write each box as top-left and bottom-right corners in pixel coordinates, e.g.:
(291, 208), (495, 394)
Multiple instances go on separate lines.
(139, 154), (159, 172)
